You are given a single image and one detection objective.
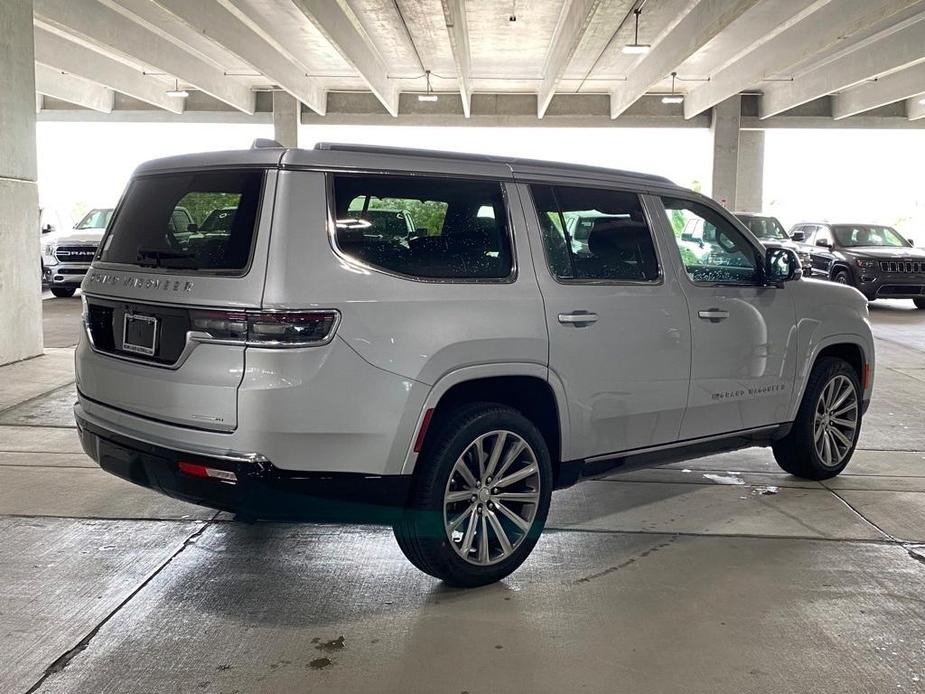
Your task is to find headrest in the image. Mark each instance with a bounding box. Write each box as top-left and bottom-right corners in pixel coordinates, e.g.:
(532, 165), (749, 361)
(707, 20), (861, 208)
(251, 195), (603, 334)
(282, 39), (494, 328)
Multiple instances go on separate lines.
(587, 219), (649, 256)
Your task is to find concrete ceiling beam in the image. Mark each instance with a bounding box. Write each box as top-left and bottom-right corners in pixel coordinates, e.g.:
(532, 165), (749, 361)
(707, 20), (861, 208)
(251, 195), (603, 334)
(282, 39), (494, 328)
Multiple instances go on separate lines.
(34, 63), (114, 112)
(834, 60), (925, 118)
(33, 0), (256, 114)
(440, 0), (472, 118)
(684, 0), (918, 118)
(610, 0), (761, 119)
(33, 26), (185, 114)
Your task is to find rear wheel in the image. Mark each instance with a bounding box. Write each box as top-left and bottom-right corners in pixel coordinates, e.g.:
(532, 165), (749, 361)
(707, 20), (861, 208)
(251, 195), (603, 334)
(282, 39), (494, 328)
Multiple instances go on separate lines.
(50, 287), (76, 298)
(393, 403), (552, 587)
(773, 357), (861, 480)
(914, 298), (925, 310)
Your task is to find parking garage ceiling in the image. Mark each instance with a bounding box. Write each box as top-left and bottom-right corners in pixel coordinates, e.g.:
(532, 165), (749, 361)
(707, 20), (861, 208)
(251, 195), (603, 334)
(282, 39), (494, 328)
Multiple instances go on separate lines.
(31, 0), (925, 126)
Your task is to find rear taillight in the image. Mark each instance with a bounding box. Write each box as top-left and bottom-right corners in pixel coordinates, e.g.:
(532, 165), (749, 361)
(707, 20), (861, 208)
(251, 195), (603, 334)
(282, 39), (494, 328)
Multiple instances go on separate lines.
(189, 309), (339, 347)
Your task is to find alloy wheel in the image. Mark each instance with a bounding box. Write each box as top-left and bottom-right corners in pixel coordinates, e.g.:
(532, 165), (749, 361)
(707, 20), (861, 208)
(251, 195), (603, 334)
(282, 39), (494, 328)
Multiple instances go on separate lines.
(443, 430), (540, 566)
(813, 374), (859, 468)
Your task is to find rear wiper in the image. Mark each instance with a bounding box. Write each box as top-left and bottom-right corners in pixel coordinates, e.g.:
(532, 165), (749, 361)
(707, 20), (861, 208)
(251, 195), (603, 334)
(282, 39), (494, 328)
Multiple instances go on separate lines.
(136, 248), (198, 269)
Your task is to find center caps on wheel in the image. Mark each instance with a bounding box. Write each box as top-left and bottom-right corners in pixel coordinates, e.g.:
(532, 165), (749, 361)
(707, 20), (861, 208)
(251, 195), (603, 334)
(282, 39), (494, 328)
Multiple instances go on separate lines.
(478, 487), (491, 503)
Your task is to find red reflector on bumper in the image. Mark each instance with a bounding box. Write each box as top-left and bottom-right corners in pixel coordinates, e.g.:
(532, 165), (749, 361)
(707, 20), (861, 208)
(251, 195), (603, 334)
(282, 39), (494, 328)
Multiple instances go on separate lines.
(178, 461), (237, 484)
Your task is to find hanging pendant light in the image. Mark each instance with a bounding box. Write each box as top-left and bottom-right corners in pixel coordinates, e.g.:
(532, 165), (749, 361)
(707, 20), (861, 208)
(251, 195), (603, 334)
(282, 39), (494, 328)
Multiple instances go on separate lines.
(622, 8), (651, 54)
(661, 72), (683, 104)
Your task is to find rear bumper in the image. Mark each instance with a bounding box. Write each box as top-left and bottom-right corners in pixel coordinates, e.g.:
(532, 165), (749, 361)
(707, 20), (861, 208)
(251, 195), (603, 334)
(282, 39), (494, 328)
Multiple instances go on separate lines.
(75, 411), (412, 523)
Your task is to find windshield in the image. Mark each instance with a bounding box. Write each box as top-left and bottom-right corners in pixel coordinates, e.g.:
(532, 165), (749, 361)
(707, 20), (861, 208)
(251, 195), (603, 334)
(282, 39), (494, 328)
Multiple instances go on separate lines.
(739, 215), (788, 241)
(832, 225), (908, 248)
(98, 170), (263, 272)
(76, 209), (113, 230)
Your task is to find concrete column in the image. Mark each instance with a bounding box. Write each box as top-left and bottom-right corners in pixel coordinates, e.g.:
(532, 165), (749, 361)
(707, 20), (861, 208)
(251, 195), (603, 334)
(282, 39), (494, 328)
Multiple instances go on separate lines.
(736, 130), (765, 213)
(0, 0), (43, 365)
(272, 91), (299, 148)
(710, 95), (741, 209)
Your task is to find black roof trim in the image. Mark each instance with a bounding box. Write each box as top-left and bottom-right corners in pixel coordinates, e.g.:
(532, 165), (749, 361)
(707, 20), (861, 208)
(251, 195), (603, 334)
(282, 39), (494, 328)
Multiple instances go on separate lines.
(313, 142), (674, 185)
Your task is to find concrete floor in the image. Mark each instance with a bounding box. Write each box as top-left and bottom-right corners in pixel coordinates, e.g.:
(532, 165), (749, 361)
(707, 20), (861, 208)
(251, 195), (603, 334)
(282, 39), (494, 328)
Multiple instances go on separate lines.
(2, 299), (924, 693)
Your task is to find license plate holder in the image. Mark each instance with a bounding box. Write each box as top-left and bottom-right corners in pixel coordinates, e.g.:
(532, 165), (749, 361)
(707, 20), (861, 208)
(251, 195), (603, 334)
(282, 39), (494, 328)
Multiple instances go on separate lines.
(122, 313), (158, 356)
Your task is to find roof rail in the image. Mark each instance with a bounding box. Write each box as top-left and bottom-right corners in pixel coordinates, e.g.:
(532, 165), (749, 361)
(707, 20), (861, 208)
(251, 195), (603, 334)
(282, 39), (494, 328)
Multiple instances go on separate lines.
(313, 142), (674, 185)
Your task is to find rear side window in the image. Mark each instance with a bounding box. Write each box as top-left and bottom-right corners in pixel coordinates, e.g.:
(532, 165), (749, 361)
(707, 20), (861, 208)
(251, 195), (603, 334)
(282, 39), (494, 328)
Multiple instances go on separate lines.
(331, 174), (512, 280)
(99, 170), (263, 272)
(531, 184), (659, 282)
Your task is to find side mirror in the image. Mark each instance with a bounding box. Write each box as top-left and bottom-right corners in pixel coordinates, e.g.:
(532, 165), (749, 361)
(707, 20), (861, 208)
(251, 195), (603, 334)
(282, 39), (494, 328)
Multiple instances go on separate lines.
(790, 230), (805, 242)
(41, 224), (55, 234)
(909, 238), (917, 246)
(765, 247), (801, 285)
(815, 238), (832, 248)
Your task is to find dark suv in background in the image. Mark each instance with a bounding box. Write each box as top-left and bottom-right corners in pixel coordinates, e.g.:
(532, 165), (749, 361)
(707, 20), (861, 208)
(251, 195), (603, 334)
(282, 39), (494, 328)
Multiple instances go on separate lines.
(789, 222), (925, 309)
(734, 213), (812, 270)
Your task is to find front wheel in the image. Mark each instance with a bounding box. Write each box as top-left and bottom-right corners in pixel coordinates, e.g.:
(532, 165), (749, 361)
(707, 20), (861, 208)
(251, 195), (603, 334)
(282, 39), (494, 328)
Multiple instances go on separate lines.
(773, 357), (862, 480)
(393, 403), (552, 587)
(831, 268), (852, 286)
(50, 287), (76, 298)
(914, 298), (925, 310)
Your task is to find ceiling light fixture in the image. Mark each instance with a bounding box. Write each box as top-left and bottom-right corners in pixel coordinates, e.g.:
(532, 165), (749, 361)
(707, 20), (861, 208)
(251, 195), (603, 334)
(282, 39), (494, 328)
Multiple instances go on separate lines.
(622, 8), (651, 54)
(661, 72), (683, 104)
(919, 96), (925, 105)
(165, 78), (189, 98)
(417, 70), (438, 102)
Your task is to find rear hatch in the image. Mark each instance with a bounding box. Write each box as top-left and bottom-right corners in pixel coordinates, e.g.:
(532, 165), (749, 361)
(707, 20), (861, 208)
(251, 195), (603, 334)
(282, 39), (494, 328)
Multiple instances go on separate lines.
(78, 164), (276, 432)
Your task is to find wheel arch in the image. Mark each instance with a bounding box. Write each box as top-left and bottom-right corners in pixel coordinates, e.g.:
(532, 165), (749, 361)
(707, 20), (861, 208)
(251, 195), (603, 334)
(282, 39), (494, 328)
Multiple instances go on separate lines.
(401, 364), (571, 485)
(790, 334), (872, 421)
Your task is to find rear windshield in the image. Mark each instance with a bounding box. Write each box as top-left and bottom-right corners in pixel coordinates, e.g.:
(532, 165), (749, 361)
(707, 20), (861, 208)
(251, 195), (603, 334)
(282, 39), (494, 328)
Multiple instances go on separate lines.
(99, 170), (263, 272)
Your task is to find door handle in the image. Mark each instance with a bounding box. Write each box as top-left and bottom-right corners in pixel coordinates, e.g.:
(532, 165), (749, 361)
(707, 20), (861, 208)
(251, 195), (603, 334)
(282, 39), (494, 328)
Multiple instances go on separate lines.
(698, 308), (729, 323)
(558, 311), (599, 327)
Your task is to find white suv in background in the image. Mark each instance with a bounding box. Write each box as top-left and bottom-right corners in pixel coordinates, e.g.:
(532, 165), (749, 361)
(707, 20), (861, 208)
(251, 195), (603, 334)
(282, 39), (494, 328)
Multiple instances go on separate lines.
(74, 143), (875, 587)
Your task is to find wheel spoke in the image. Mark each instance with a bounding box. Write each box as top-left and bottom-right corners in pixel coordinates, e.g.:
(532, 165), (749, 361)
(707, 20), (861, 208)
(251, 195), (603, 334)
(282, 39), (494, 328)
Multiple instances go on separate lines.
(454, 460), (478, 490)
(830, 381), (853, 411)
(822, 381), (835, 409)
(483, 432), (507, 480)
(445, 489), (475, 504)
(478, 514), (490, 563)
(831, 416), (856, 430)
(487, 510), (513, 556)
(459, 506), (479, 555)
(822, 431), (833, 465)
(474, 441), (487, 479)
(833, 401), (858, 417)
(448, 503), (475, 533)
(830, 426), (853, 451)
(494, 490), (540, 503)
(495, 463), (538, 489)
(495, 501), (531, 532)
(813, 420), (826, 443)
(493, 440), (526, 483)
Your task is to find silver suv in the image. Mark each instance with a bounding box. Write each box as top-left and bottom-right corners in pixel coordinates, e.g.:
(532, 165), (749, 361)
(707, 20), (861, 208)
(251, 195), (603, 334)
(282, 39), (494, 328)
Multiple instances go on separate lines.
(75, 143), (875, 586)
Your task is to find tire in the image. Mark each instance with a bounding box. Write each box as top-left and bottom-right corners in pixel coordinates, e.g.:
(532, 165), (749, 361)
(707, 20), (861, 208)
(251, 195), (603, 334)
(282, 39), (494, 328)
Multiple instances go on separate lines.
(50, 287), (76, 298)
(914, 298), (925, 310)
(393, 403), (552, 587)
(773, 357), (862, 480)
(831, 268), (852, 286)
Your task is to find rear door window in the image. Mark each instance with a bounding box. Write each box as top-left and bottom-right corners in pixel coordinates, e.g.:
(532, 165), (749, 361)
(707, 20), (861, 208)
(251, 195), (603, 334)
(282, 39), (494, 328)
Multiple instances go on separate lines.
(99, 170), (263, 273)
(531, 184), (660, 282)
(331, 174), (512, 280)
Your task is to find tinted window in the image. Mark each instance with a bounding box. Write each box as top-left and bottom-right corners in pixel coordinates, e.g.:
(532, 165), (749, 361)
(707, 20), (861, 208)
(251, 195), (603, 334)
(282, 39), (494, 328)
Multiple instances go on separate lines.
(832, 225), (908, 248)
(100, 170), (262, 272)
(531, 185), (659, 282)
(662, 198), (760, 285)
(739, 215), (788, 241)
(332, 175), (512, 279)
